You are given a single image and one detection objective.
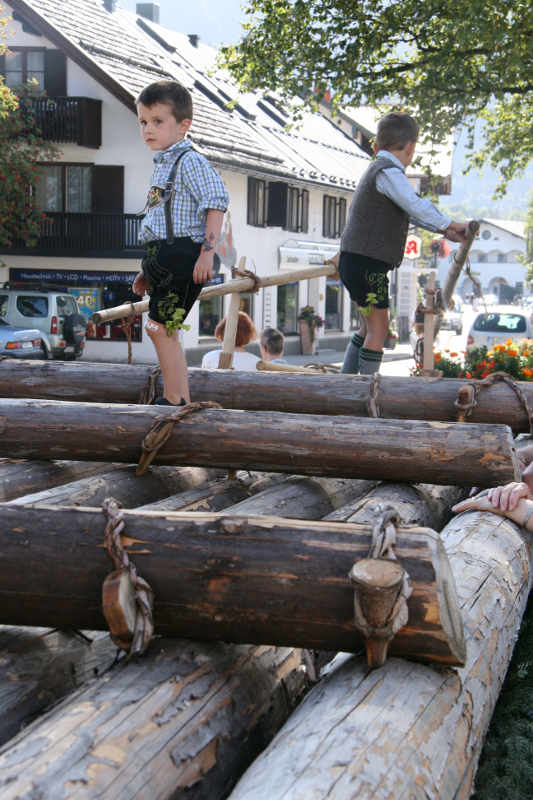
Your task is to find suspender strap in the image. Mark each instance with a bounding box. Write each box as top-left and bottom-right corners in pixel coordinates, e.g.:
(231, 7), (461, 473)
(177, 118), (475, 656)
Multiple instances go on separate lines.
(163, 148), (190, 244)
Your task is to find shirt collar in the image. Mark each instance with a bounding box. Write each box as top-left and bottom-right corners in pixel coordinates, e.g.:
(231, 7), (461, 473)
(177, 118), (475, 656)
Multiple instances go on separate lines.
(153, 138), (192, 165)
(376, 150), (406, 172)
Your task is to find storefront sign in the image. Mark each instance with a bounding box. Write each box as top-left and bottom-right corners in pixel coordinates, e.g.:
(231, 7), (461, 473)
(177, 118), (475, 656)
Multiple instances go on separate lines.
(404, 235), (422, 260)
(10, 268), (137, 285)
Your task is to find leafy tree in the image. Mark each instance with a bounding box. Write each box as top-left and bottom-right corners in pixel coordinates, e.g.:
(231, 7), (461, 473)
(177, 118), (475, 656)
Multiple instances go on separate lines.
(221, 0), (532, 195)
(0, 5), (59, 247)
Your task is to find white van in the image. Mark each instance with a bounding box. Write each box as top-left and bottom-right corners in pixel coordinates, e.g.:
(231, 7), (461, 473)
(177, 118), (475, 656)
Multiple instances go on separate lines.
(0, 288), (87, 360)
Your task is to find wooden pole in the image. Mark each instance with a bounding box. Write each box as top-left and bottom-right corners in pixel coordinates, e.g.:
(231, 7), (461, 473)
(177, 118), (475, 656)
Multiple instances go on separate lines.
(422, 272), (437, 374)
(92, 263), (337, 324)
(218, 291), (241, 369)
(228, 506), (531, 800)
(4, 361), (533, 433)
(0, 399), (520, 486)
(0, 504), (465, 663)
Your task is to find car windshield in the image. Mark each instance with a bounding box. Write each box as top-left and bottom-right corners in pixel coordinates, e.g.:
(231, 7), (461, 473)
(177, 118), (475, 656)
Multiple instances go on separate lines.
(473, 313), (527, 333)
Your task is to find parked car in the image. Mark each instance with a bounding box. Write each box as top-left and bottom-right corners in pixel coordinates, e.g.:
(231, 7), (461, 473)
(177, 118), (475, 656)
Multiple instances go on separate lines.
(0, 317), (42, 359)
(466, 305), (533, 351)
(441, 296), (463, 335)
(0, 288), (87, 360)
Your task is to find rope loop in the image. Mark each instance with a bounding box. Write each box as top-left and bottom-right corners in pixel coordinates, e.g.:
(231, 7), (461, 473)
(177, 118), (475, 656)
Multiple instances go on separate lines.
(367, 373), (381, 418)
(102, 497), (154, 657)
(138, 366), (162, 405)
(232, 267), (261, 293)
(455, 371), (533, 432)
(137, 400), (222, 475)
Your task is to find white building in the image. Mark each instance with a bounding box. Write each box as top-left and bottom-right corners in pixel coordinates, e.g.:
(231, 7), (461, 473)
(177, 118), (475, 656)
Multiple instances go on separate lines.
(436, 219), (527, 302)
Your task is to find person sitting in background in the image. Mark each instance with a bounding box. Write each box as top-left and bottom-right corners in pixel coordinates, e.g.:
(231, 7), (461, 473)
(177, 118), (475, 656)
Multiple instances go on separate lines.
(259, 327), (286, 363)
(201, 311), (260, 370)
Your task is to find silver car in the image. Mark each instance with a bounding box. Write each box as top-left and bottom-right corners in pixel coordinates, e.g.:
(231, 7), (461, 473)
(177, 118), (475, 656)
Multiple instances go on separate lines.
(0, 318), (42, 359)
(466, 305), (533, 350)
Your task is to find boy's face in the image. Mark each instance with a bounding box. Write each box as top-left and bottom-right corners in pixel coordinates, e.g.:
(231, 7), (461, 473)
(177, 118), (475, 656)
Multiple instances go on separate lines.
(137, 102), (191, 151)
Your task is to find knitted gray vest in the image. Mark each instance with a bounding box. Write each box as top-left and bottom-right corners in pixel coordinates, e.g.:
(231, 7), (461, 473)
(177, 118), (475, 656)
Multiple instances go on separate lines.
(340, 158), (409, 267)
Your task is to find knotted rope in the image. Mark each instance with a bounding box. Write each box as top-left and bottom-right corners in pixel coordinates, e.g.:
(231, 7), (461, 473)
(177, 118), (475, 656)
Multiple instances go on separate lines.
(232, 267), (261, 293)
(367, 373), (382, 418)
(102, 497), (154, 657)
(455, 371), (533, 432)
(137, 401), (222, 475)
(138, 366), (162, 405)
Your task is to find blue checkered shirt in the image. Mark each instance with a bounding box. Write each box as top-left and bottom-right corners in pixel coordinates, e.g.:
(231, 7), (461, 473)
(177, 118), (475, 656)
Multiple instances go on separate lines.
(138, 139), (229, 244)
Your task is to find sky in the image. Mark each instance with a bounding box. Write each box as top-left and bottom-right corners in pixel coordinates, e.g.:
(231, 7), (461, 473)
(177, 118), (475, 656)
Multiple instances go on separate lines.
(120, 0), (247, 46)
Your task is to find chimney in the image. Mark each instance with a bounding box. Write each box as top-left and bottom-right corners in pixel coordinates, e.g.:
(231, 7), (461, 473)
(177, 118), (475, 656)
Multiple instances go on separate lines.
(188, 34), (200, 48)
(103, 0), (117, 11)
(136, 3), (160, 23)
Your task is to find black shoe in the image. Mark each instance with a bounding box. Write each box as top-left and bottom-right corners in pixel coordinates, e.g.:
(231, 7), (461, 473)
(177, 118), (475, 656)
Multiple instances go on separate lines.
(154, 397), (187, 406)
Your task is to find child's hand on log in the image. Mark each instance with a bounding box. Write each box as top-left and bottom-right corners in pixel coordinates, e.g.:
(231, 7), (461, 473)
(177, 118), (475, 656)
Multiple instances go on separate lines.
(452, 482), (531, 515)
(133, 272), (150, 297)
(452, 493), (500, 515)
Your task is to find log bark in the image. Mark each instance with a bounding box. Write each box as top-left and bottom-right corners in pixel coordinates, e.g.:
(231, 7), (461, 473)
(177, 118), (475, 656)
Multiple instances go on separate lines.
(0, 399), (520, 487)
(7, 466), (220, 508)
(136, 473), (284, 512)
(3, 360), (533, 433)
(228, 507), (531, 800)
(0, 626), (117, 747)
(0, 458), (114, 502)
(0, 639), (310, 800)
(0, 504), (465, 663)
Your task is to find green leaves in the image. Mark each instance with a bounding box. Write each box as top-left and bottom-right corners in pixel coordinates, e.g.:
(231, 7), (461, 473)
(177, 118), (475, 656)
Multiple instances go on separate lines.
(221, 0), (532, 191)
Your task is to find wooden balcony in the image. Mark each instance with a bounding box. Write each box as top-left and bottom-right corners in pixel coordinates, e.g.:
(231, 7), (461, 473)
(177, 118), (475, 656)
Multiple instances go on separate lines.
(32, 97), (102, 149)
(1, 213), (144, 258)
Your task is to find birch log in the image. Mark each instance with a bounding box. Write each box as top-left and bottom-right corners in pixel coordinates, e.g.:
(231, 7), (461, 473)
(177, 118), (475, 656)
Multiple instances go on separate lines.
(0, 639), (309, 800)
(0, 626), (117, 746)
(228, 508), (532, 800)
(0, 399), (520, 487)
(3, 360), (533, 433)
(0, 504), (464, 663)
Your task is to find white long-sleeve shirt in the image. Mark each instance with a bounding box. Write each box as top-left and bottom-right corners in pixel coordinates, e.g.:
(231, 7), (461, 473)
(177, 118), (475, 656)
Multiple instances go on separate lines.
(375, 150), (451, 233)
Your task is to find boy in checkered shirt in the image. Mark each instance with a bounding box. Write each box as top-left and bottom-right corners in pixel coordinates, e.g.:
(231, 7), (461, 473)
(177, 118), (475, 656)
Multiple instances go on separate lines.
(133, 80), (229, 405)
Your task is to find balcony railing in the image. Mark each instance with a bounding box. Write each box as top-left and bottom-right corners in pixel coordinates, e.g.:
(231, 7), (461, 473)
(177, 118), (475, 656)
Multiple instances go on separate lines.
(32, 97), (102, 148)
(1, 213), (143, 257)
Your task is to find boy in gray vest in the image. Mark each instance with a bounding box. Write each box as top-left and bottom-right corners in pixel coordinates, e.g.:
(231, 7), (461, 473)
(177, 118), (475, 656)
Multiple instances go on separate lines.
(339, 112), (467, 375)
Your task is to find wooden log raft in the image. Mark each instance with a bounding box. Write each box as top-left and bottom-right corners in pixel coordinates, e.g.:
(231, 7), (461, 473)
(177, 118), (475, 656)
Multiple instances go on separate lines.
(0, 626), (117, 747)
(0, 639), (310, 800)
(0, 398), (520, 487)
(228, 507), (531, 800)
(0, 504), (465, 663)
(7, 465), (220, 507)
(3, 360), (533, 433)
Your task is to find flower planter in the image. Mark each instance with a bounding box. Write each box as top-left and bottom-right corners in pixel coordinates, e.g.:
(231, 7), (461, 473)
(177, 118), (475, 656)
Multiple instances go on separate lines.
(299, 320), (317, 356)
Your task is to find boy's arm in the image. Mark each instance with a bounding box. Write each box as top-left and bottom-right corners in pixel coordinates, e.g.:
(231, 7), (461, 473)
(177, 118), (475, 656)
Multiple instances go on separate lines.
(193, 209), (225, 284)
(376, 168), (467, 242)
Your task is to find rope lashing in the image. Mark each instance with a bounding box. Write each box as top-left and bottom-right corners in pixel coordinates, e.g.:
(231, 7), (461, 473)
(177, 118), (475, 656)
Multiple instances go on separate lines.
(138, 366), (162, 405)
(455, 371), (533, 432)
(137, 401), (222, 475)
(367, 373), (382, 418)
(232, 267), (261, 293)
(349, 505), (412, 667)
(102, 497), (154, 657)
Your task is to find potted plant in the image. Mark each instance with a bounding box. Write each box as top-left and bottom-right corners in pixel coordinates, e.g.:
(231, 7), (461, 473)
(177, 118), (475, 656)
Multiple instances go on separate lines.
(298, 305), (324, 355)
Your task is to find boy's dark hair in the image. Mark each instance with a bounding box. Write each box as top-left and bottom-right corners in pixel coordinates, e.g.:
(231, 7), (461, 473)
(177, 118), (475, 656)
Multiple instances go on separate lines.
(376, 112), (419, 151)
(260, 327), (284, 356)
(136, 80), (193, 123)
(215, 312), (258, 348)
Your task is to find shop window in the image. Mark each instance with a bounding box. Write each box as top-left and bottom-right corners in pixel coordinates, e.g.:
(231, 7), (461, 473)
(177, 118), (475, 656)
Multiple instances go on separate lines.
(323, 196), (346, 238)
(85, 282), (142, 342)
(277, 282), (298, 334)
(247, 177), (267, 227)
(286, 187), (309, 233)
(325, 278), (342, 330)
(239, 292), (254, 319)
(199, 295), (223, 337)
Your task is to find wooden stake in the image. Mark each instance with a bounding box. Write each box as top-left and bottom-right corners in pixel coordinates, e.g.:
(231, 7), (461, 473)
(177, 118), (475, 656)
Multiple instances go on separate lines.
(218, 291), (241, 369)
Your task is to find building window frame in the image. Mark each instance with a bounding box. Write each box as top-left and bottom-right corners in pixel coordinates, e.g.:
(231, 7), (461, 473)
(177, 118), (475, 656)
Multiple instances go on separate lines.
(247, 177), (267, 227)
(323, 195), (347, 239)
(286, 186), (309, 233)
(1, 47), (46, 88)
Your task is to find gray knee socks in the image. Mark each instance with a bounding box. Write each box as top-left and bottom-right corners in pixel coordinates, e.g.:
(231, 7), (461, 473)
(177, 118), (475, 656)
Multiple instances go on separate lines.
(341, 333), (365, 374)
(359, 347), (383, 375)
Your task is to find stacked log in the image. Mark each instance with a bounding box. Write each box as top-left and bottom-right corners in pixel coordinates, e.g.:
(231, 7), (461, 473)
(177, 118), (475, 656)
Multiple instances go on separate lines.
(0, 399), (520, 486)
(0, 458), (114, 502)
(228, 507), (532, 799)
(2, 360), (533, 432)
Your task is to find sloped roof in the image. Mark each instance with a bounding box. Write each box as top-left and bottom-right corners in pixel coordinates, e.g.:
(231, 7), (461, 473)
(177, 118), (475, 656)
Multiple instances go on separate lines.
(8, 0), (370, 189)
(483, 219), (527, 239)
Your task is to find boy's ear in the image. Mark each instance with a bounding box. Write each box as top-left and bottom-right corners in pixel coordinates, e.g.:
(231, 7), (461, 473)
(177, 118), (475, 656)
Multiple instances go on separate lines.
(179, 118), (192, 135)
